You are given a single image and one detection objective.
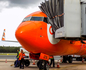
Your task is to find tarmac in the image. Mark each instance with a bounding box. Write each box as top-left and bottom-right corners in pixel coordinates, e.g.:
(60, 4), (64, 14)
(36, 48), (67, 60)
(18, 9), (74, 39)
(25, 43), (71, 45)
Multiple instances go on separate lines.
(0, 59), (16, 62)
(0, 55), (16, 59)
(0, 55), (61, 59)
(0, 60), (86, 70)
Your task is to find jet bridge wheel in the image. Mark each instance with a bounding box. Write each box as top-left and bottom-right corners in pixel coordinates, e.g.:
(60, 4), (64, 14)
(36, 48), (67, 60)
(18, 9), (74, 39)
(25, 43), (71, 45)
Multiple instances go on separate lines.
(38, 60), (49, 70)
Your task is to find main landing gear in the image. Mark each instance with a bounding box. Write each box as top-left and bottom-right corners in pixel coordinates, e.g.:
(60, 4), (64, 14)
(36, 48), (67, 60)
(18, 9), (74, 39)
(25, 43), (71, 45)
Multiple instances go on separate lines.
(63, 56), (72, 63)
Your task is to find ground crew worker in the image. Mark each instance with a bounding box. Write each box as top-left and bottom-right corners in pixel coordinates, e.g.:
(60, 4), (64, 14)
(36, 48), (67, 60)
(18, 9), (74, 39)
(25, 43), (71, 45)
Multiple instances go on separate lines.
(19, 49), (25, 69)
(15, 50), (20, 67)
(49, 56), (55, 67)
(17, 50), (20, 59)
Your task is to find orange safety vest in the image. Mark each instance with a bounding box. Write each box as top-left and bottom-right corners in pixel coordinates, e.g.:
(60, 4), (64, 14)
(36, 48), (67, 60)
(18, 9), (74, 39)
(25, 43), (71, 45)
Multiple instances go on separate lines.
(19, 53), (25, 60)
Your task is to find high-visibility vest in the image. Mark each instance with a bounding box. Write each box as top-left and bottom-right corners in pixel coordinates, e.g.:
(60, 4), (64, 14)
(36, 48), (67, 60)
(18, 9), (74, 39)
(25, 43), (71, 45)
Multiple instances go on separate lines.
(50, 56), (54, 59)
(17, 51), (20, 58)
(19, 53), (25, 60)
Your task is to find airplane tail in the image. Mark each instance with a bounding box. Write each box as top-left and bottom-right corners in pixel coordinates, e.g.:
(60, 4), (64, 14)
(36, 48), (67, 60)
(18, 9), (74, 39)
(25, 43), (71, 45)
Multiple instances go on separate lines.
(2, 29), (6, 41)
(1, 29), (18, 42)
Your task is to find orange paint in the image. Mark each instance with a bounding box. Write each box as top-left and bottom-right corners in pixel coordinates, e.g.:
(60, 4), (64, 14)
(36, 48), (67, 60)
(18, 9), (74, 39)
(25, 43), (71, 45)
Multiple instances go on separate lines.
(49, 26), (54, 35)
(2, 29), (5, 41)
(26, 11), (47, 18)
(15, 11), (86, 56)
(2, 37), (5, 41)
(39, 53), (49, 61)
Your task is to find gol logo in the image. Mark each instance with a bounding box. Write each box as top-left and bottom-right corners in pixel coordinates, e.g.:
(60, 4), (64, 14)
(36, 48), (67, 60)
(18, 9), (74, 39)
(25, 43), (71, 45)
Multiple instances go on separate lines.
(49, 26), (54, 35)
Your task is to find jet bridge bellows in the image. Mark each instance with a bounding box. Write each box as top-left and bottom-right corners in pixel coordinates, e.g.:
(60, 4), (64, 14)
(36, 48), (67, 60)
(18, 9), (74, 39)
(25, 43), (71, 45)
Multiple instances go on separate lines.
(39, 0), (86, 40)
(39, 0), (64, 32)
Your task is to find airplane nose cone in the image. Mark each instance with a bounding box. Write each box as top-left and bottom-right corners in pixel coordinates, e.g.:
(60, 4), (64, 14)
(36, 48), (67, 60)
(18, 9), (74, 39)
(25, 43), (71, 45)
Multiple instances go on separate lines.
(15, 21), (45, 53)
(15, 21), (38, 46)
(15, 21), (49, 53)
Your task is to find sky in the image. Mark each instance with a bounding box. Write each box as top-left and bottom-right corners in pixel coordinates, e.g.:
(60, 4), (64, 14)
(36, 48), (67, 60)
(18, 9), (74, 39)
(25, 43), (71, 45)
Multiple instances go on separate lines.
(0, 0), (44, 46)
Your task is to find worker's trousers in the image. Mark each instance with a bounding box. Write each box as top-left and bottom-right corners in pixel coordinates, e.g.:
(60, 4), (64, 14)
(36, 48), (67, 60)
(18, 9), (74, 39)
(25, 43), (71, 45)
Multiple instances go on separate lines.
(49, 59), (55, 67)
(20, 59), (24, 68)
(15, 58), (20, 67)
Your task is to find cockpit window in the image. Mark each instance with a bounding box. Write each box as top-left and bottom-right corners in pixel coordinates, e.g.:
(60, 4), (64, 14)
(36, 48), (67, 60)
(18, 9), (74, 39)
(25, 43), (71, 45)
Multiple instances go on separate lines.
(22, 17), (31, 22)
(30, 17), (43, 21)
(22, 16), (48, 23)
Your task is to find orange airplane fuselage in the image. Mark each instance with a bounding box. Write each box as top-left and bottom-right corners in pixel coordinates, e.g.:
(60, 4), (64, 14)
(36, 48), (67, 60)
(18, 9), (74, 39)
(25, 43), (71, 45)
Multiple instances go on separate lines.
(15, 11), (86, 56)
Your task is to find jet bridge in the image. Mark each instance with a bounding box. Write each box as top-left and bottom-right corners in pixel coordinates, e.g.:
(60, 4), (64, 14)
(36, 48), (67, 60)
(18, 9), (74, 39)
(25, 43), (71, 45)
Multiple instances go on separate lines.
(39, 0), (86, 40)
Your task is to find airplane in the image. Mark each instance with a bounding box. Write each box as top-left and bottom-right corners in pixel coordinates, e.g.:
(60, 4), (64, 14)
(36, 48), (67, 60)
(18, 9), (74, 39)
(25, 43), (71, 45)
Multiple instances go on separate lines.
(2, 11), (86, 69)
(1, 0), (86, 70)
(14, 11), (86, 69)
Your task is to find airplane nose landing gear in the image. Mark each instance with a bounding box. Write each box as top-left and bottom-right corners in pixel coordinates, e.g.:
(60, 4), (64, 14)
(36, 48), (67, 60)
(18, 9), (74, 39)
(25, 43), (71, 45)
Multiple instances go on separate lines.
(37, 53), (50, 70)
(38, 60), (49, 70)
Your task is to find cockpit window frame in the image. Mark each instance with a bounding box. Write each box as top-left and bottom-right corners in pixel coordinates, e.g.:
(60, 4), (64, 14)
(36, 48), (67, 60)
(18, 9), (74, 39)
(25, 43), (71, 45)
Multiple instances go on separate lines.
(43, 17), (48, 23)
(30, 16), (44, 21)
(22, 16), (48, 23)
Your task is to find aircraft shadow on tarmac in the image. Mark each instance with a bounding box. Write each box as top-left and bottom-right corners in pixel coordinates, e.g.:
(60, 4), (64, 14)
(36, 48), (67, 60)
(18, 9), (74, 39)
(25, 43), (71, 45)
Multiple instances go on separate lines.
(60, 63), (86, 65)
(27, 66), (38, 68)
(26, 66), (57, 69)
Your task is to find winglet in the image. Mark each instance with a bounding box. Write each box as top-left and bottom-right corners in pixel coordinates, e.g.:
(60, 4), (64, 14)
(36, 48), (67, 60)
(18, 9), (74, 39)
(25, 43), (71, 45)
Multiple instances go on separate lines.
(2, 29), (6, 41)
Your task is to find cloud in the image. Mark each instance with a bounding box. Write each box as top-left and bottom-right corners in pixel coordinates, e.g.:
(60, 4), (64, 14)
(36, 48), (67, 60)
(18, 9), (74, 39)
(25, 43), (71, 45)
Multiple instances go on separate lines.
(8, 0), (43, 8)
(0, 1), (9, 12)
(0, 0), (43, 11)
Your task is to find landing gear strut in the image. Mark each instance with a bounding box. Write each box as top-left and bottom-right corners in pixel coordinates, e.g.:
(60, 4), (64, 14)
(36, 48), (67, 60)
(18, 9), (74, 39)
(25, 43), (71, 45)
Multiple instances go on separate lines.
(37, 60), (49, 70)
(63, 56), (72, 63)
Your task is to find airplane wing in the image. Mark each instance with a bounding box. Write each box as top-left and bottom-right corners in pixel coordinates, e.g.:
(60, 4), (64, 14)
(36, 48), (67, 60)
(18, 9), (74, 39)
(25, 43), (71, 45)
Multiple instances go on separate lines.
(1, 29), (18, 43)
(2, 40), (18, 42)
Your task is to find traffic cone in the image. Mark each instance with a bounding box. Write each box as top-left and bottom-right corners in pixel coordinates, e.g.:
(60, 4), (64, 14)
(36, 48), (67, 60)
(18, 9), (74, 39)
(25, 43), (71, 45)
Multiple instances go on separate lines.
(57, 61), (60, 68)
(60, 58), (63, 63)
(33, 60), (35, 65)
(5, 59), (7, 63)
(82, 57), (84, 63)
(61, 56), (63, 63)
